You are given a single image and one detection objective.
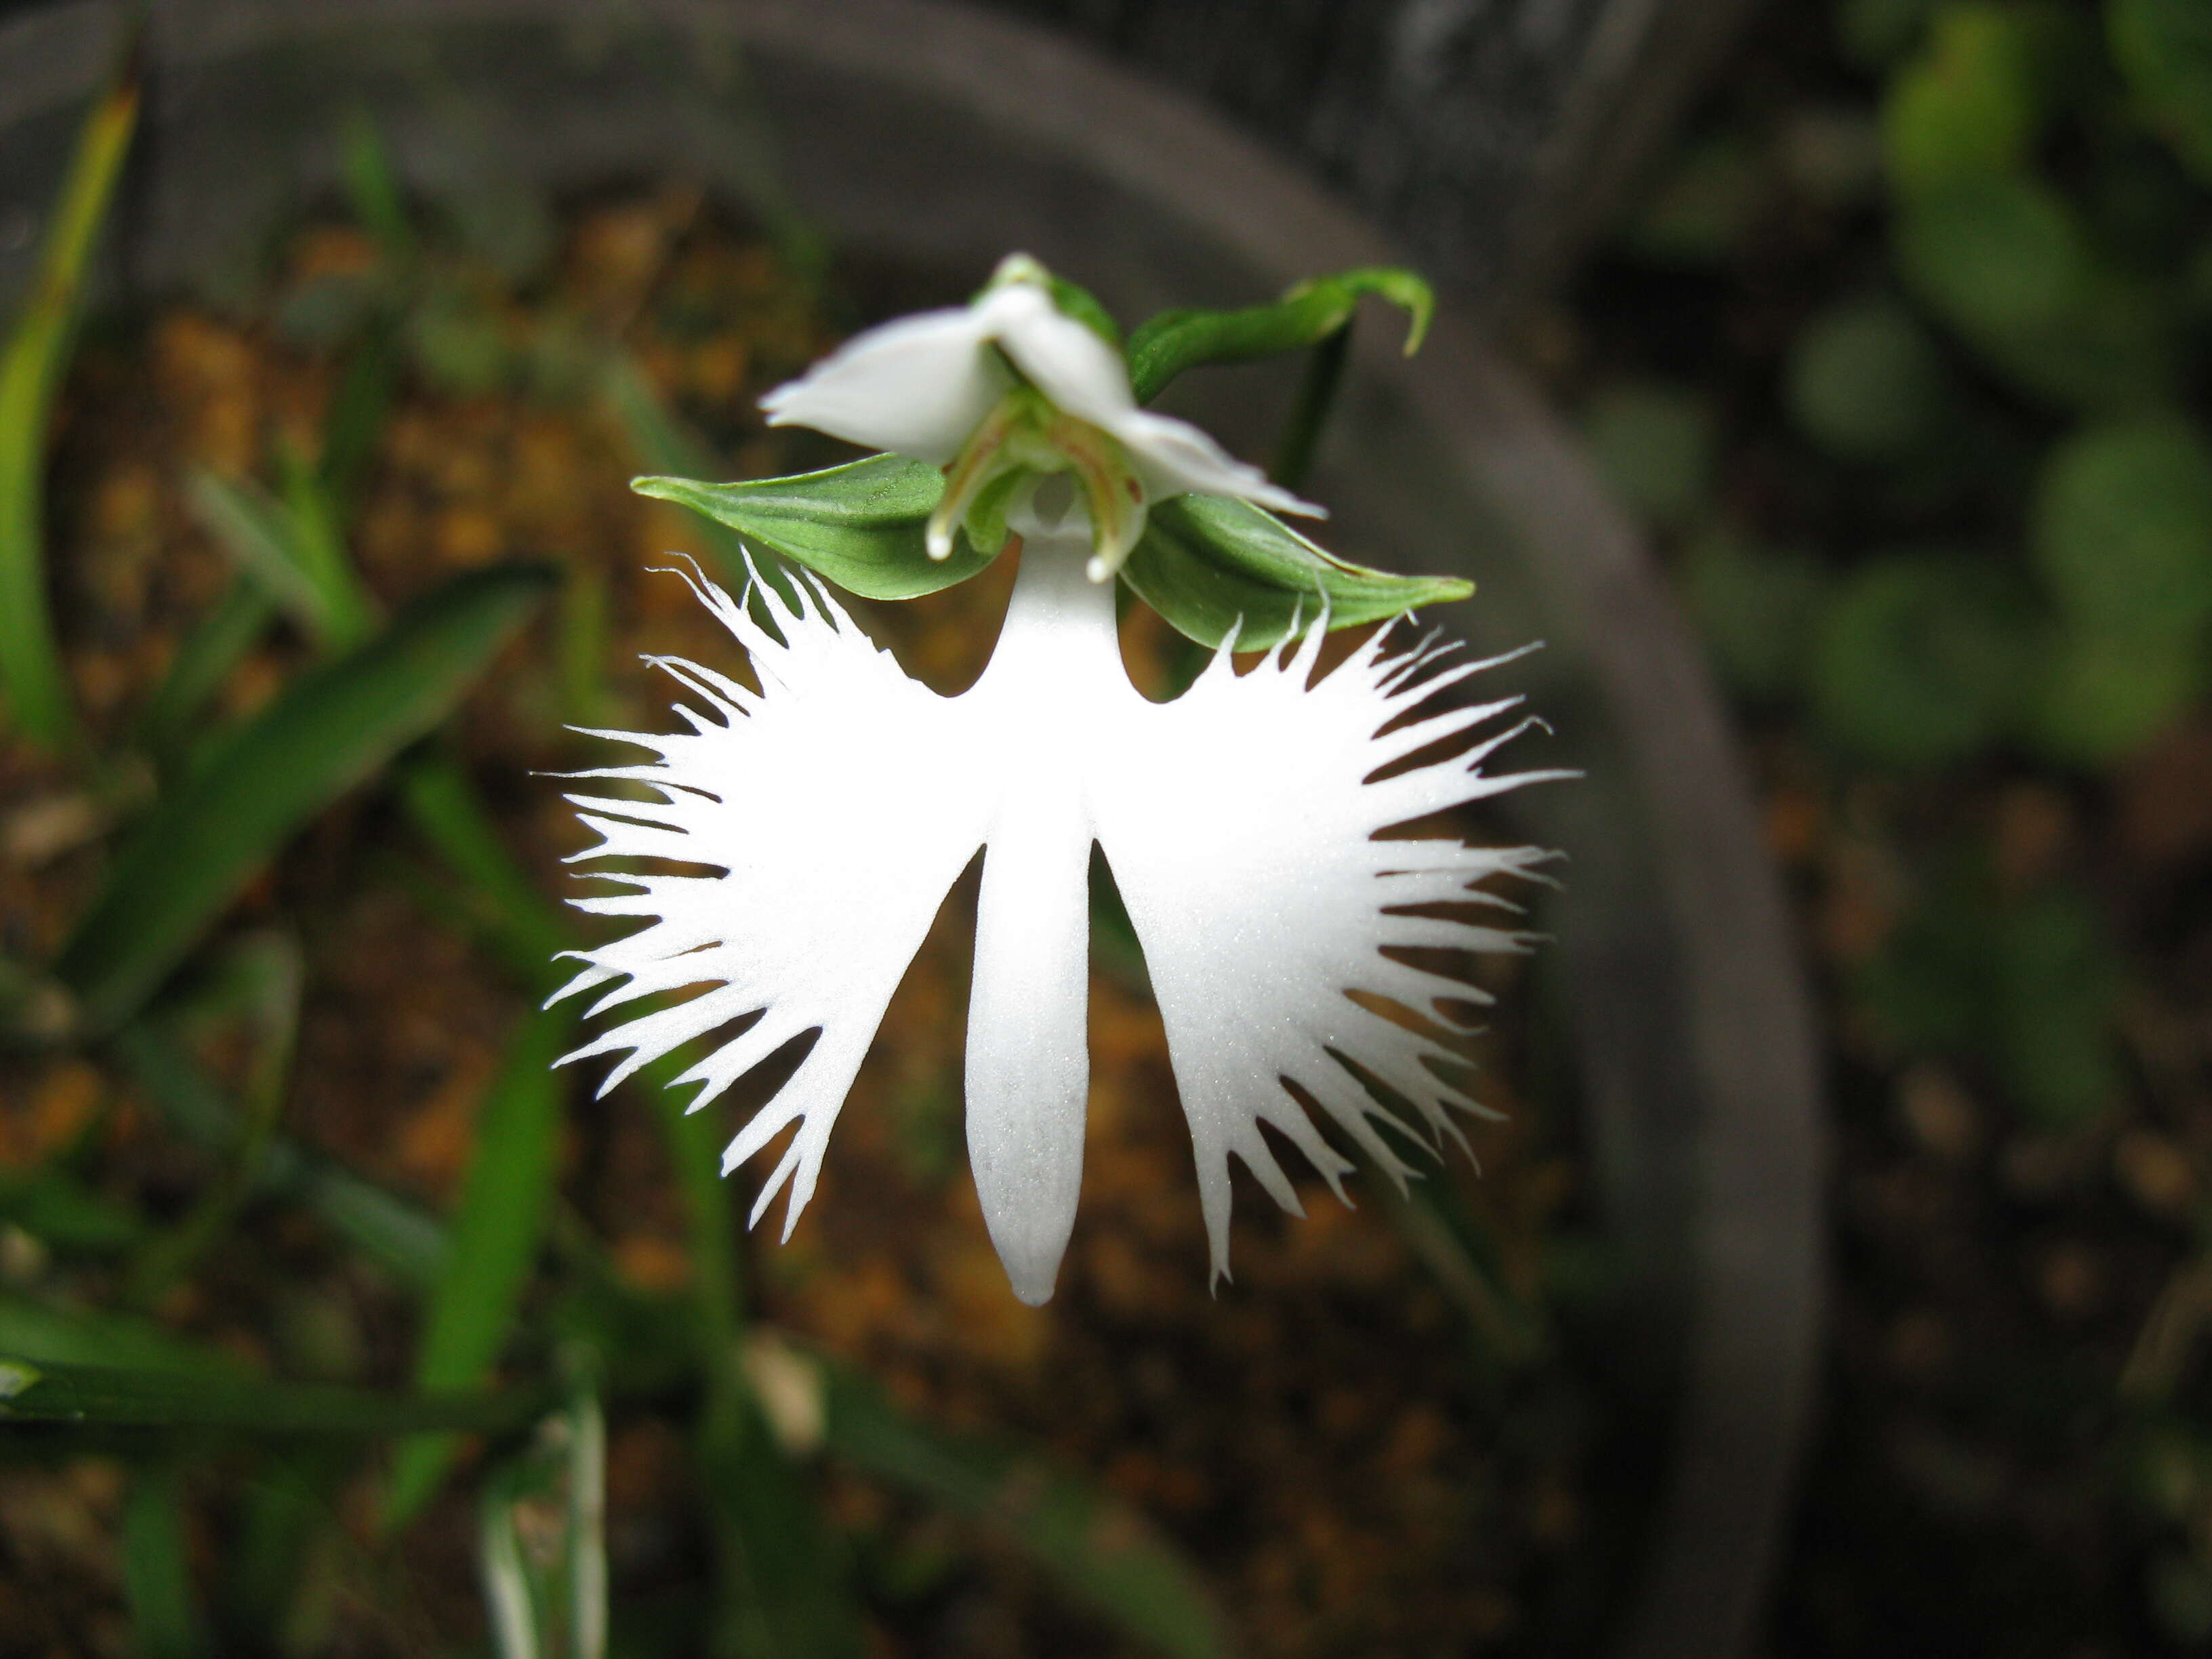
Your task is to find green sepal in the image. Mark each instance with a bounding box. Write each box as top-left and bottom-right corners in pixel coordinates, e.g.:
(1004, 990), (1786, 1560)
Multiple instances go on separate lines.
(1047, 274), (1122, 350)
(1121, 494), (1472, 651)
(969, 256), (1122, 348)
(632, 457), (1000, 600)
(963, 465), (1027, 559)
(1127, 267), (1435, 405)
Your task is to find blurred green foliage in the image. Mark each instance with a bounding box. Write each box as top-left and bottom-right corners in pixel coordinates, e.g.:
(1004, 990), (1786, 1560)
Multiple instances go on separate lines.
(0, 62), (1545, 1659)
(1598, 0), (2212, 1641)
(0, 77), (1269, 1659)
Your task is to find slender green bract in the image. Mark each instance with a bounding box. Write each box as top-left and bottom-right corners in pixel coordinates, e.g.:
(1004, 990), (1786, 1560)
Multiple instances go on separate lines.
(0, 1355), (547, 1436)
(635, 457), (997, 599)
(56, 563), (553, 1033)
(0, 41), (140, 749)
(1124, 493), (1472, 649)
(1126, 267), (1433, 405)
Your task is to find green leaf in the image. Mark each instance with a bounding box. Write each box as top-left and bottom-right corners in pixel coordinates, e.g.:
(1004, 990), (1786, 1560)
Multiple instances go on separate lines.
(1121, 493), (1471, 651)
(133, 577), (274, 763)
(2020, 619), (2203, 764)
(0, 1168), (143, 1253)
(320, 322), (403, 516)
(340, 105), (415, 261)
(692, 1353), (865, 1659)
(187, 464), (377, 651)
(123, 1465), (207, 1659)
(1680, 529), (1834, 701)
(819, 1357), (1233, 1659)
(1786, 295), (1950, 462)
(2111, 0), (2212, 182)
(2032, 413), (2212, 637)
(114, 1023), (447, 1286)
(1891, 173), (2177, 407)
(1809, 552), (2036, 766)
(276, 443), (377, 647)
(1854, 863), (2121, 1128)
(1883, 4), (2041, 196)
(1989, 887), (2124, 1126)
(398, 751), (571, 991)
(385, 1008), (571, 1530)
(0, 1353), (548, 1436)
(56, 563), (553, 1033)
(0, 1291), (238, 1376)
(1127, 268), (1432, 405)
(1580, 382), (1714, 527)
(634, 457), (998, 600)
(123, 933), (305, 1310)
(1896, 172), (2085, 336)
(0, 36), (138, 749)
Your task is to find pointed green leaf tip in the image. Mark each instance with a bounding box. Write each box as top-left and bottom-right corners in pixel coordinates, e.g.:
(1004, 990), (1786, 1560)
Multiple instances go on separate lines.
(634, 456), (998, 600)
(1126, 266), (1435, 405)
(1124, 494), (1471, 650)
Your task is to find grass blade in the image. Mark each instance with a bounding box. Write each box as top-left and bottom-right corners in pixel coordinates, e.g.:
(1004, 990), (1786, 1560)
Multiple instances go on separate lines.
(55, 562), (553, 1033)
(0, 26), (138, 750)
(320, 322), (401, 517)
(477, 1372), (607, 1659)
(398, 752), (571, 987)
(123, 933), (304, 1308)
(0, 1291), (237, 1376)
(340, 105), (415, 264)
(186, 466), (375, 651)
(817, 1358), (1235, 1659)
(0, 1355), (549, 1437)
(114, 1021), (447, 1285)
(384, 1008), (570, 1528)
(275, 441), (377, 647)
(134, 577), (274, 762)
(123, 1465), (207, 1659)
(0, 1166), (144, 1254)
(602, 356), (799, 609)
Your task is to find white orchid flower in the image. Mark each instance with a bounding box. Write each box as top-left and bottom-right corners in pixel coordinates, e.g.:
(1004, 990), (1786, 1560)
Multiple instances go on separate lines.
(759, 254), (1322, 580)
(552, 270), (1564, 1305)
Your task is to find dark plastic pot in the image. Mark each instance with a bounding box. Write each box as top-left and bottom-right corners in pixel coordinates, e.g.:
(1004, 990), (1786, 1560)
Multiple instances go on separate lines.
(0, 3), (1824, 1654)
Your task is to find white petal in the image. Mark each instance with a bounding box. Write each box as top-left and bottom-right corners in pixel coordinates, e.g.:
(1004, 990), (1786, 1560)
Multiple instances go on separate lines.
(965, 779), (1092, 1305)
(1090, 615), (1565, 1284)
(552, 560), (994, 1235)
(982, 281), (1138, 430)
(1110, 408), (1324, 518)
(760, 306), (1012, 464)
(958, 528), (1126, 1303)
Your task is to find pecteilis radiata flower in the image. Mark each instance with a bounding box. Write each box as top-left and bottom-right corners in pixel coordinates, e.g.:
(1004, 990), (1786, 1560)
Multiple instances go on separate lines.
(553, 255), (1568, 1303)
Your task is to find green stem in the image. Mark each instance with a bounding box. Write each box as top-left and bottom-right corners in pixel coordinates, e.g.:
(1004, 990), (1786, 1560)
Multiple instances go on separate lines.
(1269, 321), (1352, 495)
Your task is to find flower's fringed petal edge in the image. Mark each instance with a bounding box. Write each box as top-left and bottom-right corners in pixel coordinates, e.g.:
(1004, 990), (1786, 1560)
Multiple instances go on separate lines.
(1093, 614), (1572, 1286)
(550, 556), (992, 1237)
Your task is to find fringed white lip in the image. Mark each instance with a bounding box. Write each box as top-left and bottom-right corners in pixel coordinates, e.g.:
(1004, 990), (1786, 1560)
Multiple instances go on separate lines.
(552, 523), (1564, 1304)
